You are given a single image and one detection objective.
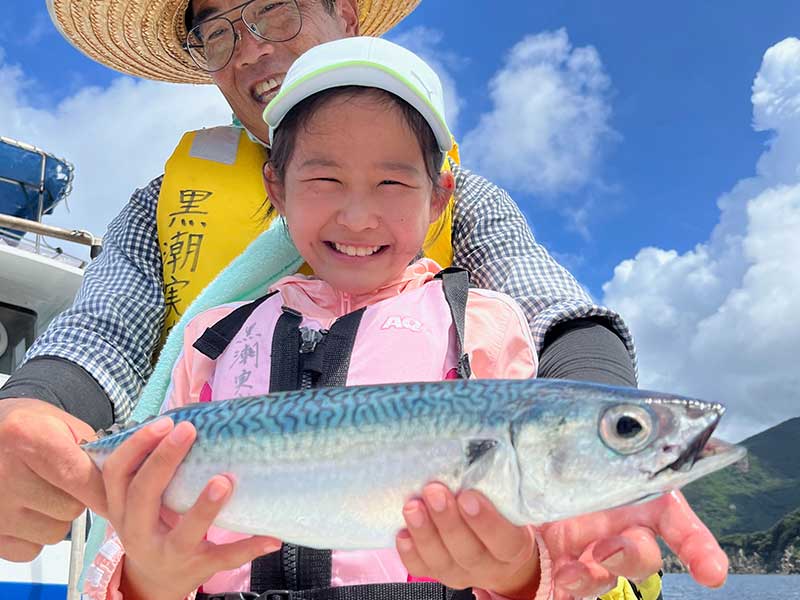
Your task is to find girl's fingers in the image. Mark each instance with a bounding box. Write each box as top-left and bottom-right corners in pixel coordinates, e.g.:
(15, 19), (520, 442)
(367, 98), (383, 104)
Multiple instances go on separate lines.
(555, 528), (662, 599)
(455, 490), (534, 565)
(102, 417), (174, 522)
(123, 421), (196, 534)
(168, 475), (234, 555)
(420, 484), (488, 573)
(402, 498), (457, 577)
(205, 535), (282, 573)
(395, 529), (429, 579)
(650, 492), (727, 588)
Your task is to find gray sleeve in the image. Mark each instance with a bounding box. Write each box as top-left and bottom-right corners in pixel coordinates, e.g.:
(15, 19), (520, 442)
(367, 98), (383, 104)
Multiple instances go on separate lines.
(0, 357), (113, 430)
(538, 318), (637, 387)
(450, 163), (637, 382)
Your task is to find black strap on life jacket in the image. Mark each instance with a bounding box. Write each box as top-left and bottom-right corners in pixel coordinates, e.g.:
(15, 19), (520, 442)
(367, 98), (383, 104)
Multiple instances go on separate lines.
(192, 290), (280, 359)
(434, 267), (472, 379)
(193, 269), (474, 600)
(268, 307), (303, 392)
(197, 583), (475, 600)
(267, 305), (367, 392)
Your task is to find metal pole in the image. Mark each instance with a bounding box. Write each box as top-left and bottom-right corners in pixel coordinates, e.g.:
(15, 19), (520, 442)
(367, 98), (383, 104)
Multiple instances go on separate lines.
(0, 213), (100, 248)
(35, 150), (47, 254)
(67, 511), (87, 600)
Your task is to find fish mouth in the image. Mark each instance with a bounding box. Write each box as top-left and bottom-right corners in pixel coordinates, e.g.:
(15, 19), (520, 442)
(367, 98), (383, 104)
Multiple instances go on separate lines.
(668, 416), (719, 472)
(651, 414), (746, 480)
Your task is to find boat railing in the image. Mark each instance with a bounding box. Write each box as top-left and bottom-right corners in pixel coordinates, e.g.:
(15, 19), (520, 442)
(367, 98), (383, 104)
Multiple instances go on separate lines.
(0, 213), (102, 268)
(1, 135), (101, 268)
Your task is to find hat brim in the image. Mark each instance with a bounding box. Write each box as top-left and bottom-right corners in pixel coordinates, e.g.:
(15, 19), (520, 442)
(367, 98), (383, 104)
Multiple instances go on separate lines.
(46, 0), (421, 84)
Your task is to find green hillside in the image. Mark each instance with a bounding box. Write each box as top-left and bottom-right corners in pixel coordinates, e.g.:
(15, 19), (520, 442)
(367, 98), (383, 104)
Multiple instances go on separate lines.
(719, 507), (800, 573)
(682, 417), (800, 537)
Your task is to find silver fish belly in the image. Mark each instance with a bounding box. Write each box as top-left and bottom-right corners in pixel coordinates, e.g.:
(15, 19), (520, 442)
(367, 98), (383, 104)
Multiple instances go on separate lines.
(83, 379), (745, 549)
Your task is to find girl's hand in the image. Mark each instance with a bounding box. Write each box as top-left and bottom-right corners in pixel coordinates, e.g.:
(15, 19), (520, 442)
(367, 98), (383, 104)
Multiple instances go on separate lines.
(102, 417), (281, 600)
(396, 484), (727, 600)
(396, 483), (540, 600)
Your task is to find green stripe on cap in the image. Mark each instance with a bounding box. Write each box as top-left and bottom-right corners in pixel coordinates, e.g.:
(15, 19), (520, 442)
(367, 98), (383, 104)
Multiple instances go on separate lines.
(263, 60), (450, 144)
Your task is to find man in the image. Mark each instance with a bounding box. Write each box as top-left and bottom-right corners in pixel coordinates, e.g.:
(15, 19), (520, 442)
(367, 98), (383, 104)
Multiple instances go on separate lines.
(0, 1), (726, 598)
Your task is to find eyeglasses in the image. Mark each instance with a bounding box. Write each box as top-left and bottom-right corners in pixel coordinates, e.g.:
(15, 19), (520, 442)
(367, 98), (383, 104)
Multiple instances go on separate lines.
(184, 0), (303, 73)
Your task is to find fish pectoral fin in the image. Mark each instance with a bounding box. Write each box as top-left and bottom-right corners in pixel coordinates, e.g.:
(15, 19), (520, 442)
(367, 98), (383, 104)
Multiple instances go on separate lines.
(95, 418), (141, 440)
(462, 438), (501, 487)
(466, 439), (499, 466)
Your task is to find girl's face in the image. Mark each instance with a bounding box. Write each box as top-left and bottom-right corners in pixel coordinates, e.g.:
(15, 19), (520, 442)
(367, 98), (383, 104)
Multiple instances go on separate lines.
(267, 94), (453, 296)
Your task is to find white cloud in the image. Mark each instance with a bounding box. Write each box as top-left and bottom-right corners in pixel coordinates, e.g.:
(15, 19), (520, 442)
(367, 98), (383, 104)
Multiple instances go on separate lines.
(0, 49), (231, 255)
(388, 26), (465, 134)
(602, 38), (800, 442)
(460, 28), (614, 197)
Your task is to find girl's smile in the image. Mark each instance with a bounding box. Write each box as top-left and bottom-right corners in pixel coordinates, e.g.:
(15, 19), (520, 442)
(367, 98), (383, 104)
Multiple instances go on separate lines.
(325, 242), (389, 259)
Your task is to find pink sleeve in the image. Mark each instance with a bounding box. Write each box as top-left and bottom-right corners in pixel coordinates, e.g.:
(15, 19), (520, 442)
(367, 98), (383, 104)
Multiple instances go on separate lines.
(161, 312), (222, 412)
(463, 290), (538, 380)
(473, 530), (553, 600)
(82, 528), (199, 600)
(82, 525), (125, 600)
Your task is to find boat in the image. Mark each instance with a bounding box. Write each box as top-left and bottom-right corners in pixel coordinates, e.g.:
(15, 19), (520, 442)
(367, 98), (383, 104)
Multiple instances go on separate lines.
(0, 135), (101, 599)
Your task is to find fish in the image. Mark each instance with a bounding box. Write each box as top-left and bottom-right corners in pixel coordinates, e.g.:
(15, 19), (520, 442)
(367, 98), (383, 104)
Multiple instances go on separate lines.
(82, 379), (746, 549)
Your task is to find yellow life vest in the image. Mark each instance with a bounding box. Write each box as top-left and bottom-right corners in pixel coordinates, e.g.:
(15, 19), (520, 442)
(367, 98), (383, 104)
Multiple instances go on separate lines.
(157, 126), (458, 336)
(600, 573), (663, 600)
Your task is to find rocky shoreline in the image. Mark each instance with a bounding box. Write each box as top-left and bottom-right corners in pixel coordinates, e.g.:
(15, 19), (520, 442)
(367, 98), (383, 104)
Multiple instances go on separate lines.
(663, 544), (800, 575)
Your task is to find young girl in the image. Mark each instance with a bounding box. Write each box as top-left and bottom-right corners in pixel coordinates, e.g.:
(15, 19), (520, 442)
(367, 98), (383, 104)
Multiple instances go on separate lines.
(84, 37), (671, 600)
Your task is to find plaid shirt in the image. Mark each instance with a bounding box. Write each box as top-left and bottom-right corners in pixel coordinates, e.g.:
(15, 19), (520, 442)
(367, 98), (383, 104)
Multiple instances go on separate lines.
(23, 163), (635, 423)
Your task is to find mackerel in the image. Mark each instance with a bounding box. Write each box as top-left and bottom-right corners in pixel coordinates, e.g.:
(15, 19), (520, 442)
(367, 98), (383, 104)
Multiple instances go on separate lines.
(83, 379), (745, 549)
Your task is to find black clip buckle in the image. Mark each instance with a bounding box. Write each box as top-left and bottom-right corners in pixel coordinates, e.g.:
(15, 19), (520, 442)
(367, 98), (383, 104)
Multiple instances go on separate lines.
(258, 590), (293, 600)
(200, 594), (259, 600)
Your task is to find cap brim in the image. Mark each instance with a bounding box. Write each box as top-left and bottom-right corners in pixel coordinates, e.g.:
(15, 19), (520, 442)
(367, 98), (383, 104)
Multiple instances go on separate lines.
(265, 62), (452, 153)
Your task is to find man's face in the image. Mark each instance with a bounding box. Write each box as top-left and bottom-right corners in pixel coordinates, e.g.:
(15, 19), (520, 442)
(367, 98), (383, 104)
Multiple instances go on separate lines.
(191, 0), (359, 142)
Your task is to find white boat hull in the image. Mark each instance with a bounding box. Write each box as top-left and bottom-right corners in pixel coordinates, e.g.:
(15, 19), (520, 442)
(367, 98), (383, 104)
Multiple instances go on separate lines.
(0, 543), (70, 599)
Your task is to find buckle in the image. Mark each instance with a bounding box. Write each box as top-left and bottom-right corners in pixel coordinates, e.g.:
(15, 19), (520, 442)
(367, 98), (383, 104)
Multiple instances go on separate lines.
(200, 594), (259, 600)
(258, 591), (292, 600)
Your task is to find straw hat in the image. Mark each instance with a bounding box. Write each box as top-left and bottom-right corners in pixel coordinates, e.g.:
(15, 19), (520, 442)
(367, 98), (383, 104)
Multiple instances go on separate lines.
(46, 0), (421, 85)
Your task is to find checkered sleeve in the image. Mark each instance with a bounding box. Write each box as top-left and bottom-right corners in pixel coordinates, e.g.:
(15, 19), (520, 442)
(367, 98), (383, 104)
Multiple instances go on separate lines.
(450, 163), (637, 373)
(21, 177), (166, 422)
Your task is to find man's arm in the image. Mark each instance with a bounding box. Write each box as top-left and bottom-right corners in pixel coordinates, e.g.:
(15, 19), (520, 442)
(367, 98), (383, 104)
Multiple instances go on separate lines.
(0, 176), (166, 428)
(0, 177), (165, 561)
(450, 163), (637, 387)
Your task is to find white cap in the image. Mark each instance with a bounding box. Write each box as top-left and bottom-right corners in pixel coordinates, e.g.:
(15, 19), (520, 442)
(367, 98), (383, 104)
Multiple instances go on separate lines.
(263, 36), (452, 154)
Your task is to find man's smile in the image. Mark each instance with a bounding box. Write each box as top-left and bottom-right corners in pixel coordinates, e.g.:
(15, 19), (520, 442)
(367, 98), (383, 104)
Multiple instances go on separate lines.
(252, 74), (285, 103)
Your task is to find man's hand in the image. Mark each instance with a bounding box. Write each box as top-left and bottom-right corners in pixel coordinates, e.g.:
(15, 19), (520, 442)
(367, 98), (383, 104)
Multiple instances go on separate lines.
(0, 397), (107, 562)
(542, 490), (727, 598)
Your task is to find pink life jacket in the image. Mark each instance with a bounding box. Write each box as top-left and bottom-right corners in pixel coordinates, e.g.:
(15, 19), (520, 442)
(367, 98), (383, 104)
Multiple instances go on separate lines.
(190, 269), (474, 600)
(192, 268), (474, 403)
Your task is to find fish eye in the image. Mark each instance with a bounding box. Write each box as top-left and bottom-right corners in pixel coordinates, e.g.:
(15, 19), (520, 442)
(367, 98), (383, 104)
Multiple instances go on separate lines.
(600, 404), (654, 455)
(616, 415), (642, 437)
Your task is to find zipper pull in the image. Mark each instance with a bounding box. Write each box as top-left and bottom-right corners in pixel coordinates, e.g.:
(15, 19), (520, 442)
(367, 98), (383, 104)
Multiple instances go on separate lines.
(299, 327), (326, 354)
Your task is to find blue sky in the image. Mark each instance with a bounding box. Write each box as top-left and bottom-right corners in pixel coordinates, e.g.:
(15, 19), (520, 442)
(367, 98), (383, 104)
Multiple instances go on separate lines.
(2, 2), (796, 290)
(1, 1), (799, 440)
